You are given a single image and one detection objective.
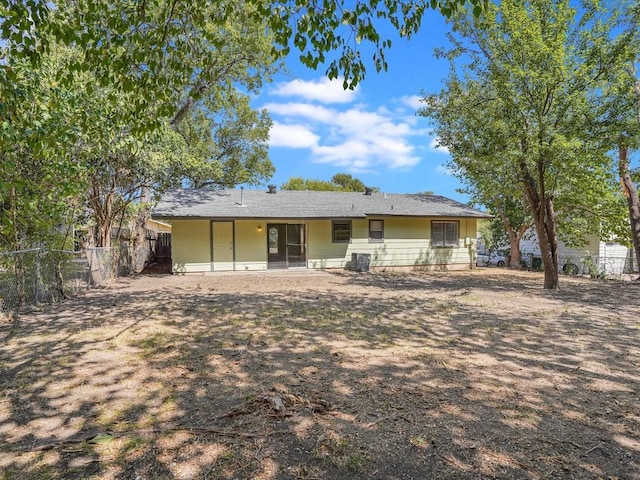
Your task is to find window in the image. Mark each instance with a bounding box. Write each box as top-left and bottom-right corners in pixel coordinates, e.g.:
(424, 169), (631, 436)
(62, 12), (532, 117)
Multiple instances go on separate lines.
(332, 220), (351, 243)
(431, 221), (459, 247)
(369, 219), (384, 242)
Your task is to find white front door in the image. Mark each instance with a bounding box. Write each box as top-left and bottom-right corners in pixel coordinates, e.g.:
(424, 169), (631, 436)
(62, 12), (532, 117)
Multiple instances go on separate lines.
(212, 221), (234, 271)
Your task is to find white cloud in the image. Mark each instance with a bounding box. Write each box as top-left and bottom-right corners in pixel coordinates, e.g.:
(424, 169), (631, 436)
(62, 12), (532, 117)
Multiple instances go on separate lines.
(263, 102), (334, 123)
(399, 95), (424, 110)
(429, 137), (450, 154)
(314, 140), (370, 165)
(269, 123), (319, 148)
(265, 77), (428, 171)
(270, 77), (357, 104)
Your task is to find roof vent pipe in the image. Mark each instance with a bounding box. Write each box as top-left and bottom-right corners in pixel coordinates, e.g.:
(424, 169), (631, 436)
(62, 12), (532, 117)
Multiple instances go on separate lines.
(267, 184), (277, 194)
(240, 186), (244, 206)
(364, 187), (373, 196)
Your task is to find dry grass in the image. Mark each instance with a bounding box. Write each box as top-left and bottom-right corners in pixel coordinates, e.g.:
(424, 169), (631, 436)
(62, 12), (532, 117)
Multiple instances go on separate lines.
(0, 269), (639, 479)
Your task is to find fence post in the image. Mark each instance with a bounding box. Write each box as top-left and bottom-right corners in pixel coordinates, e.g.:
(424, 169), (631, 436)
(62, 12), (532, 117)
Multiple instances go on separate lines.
(35, 248), (41, 306)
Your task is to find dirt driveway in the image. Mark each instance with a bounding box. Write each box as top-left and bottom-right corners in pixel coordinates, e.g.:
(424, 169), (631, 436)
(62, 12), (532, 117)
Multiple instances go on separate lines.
(1, 269), (639, 479)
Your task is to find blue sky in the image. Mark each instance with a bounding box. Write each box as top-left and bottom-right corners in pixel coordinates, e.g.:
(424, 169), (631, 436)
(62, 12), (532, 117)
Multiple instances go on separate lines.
(253, 12), (465, 200)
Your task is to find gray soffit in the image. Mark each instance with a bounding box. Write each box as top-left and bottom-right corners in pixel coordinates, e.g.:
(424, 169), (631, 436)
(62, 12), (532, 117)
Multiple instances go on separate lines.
(152, 189), (492, 220)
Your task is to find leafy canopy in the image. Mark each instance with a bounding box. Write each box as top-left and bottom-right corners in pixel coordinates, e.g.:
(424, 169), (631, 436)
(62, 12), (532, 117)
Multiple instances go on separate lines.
(281, 173), (371, 192)
(2, 0), (486, 94)
(421, 0), (629, 287)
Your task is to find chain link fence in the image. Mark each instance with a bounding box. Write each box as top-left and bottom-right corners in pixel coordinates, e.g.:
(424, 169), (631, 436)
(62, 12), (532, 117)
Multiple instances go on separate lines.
(521, 253), (639, 280)
(559, 255), (639, 280)
(0, 245), (151, 313)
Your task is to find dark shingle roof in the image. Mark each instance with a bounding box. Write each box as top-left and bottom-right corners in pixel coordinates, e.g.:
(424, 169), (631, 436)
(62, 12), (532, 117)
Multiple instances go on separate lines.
(152, 188), (491, 220)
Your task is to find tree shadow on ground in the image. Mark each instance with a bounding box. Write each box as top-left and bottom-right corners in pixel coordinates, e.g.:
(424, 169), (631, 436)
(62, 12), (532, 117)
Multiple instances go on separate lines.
(0, 270), (638, 479)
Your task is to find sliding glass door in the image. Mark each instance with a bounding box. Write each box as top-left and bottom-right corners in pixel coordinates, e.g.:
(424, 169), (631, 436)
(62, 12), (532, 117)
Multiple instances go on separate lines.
(267, 223), (306, 269)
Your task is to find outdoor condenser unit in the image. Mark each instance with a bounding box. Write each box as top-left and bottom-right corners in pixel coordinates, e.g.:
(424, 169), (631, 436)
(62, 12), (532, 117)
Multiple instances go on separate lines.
(351, 253), (371, 272)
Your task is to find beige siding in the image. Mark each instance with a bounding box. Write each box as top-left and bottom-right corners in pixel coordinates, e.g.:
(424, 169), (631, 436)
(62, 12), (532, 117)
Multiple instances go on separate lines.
(309, 217), (477, 270)
(172, 217), (479, 273)
(307, 220), (351, 268)
(234, 220), (268, 270)
(171, 219), (211, 273)
(147, 219), (172, 233)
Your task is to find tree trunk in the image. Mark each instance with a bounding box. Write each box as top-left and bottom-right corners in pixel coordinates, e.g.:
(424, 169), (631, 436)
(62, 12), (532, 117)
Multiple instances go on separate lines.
(90, 178), (114, 248)
(530, 210), (559, 288)
(54, 260), (67, 300)
(521, 161), (559, 289)
(127, 185), (150, 273)
(539, 196), (560, 289)
(507, 225), (530, 270)
(619, 146), (640, 277)
(96, 223), (112, 248)
(507, 234), (521, 269)
(134, 185), (151, 250)
(133, 209), (150, 250)
(497, 209), (528, 270)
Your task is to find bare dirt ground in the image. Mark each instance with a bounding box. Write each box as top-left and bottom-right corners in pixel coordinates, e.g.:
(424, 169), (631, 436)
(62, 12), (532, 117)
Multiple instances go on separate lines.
(1, 269), (639, 480)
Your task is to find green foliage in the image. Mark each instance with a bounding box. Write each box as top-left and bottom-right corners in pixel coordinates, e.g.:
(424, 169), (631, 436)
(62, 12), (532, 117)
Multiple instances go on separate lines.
(589, 4), (640, 271)
(281, 173), (371, 192)
(171, 92), (274, 189)
(261, 0), (487, 88)
(421, 0), (629, 287)
(589, 3), (640, 151)
(2, 0), (486, 96)
(1, 0), (278, 248)
(0, 46), (86, 250)
(330, 173), (368, 192)
(477, 219), (496, 249)
(49, 0), (277, 132)
(281, 177), (336, 191)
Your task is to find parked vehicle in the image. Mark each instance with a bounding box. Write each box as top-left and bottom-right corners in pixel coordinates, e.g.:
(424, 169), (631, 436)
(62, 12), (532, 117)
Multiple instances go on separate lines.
(476, 250), (507, 267)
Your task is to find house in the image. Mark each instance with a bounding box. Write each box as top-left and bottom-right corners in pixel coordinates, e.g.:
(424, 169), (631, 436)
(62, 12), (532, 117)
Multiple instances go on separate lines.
(147, 218), (172, 234)
(519, 232), (637, 277)
(145, 219), (172, 261)
(151, 186), (491, 273)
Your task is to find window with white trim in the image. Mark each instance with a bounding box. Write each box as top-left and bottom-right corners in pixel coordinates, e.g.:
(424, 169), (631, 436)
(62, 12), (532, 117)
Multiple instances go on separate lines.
(431, 221), (459, 247)
(369, 219), (384, 242)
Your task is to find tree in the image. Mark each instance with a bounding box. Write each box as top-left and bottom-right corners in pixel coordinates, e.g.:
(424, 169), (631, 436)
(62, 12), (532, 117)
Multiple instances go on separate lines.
(427, 85), (533, 269)
(281, 177), (337, 191)
(0, 46), (84, 251)
(2, 0), (280, 251)
(0, 46), (87, 303)
(422, 0), (625, 289)
(2, 0), (486, 97)
(75, 78), (275, 248)
(594, 4), (640, 276)
(173, 92), (274, 190)
(331, 173), (367, 192)
(480, 196), (531, 269)
(618, 145), (640, 275)
(281, 173), (371, 192)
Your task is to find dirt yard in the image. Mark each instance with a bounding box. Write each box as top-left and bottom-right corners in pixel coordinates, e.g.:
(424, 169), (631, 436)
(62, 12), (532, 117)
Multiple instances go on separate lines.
(1, 269), (639, 480)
